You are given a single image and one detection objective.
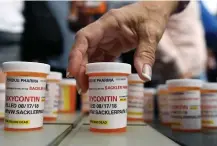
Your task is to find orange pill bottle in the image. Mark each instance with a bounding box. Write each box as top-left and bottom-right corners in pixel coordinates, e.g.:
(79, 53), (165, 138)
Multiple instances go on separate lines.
(127, 74), (144, 121)
(201, 83), (217, 133)
(157, 84), (170, 125)
(143, 88), (156, 123)
(59, 79), (76, 113)
(86, 62), (131, 133)
(166, 79), (202, 132)
(44, 72), (62, 121)
(0, 83), (5, 121)
(81, 91), (89, 114)
(2, 61), (50, 131)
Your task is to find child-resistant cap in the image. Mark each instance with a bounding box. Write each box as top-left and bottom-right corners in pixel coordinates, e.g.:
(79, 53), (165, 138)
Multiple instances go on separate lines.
(144, 88), (156, 94)
(2, 61), (50, 74)
(86, 62), (131, 74)
(128, 74), (144, 82)
(60, 78), (76, 85)
(202, 82), (217, 90)
(47, 72), (62, 80)
(166, 79), (203, 88)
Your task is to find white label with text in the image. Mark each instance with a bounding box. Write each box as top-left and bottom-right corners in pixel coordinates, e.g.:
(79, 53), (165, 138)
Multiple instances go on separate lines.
(128, 90), (144, 119)
(5, 76), (46, 129)
(158, 94), (170, 124)
(89, 76), (128, 129)
(169, 91), (201, 130)
(201, 92), (217, 128)
(44, 82), (60, 118)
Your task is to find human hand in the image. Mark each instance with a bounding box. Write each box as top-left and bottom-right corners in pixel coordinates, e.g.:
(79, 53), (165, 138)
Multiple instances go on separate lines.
(179, 72), (193, 79)
(0, 69), (6, 83)
(68, 1), (180, 93)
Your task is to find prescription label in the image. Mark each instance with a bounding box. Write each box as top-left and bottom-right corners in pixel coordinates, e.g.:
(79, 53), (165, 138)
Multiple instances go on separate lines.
(144, 95), (154, 121)
(44, 82), (60, 118)
(0, 91), (5, 118)
(89, 76), (128, 129)
(169, 91), (201, 130)
(201, 92), (217, 128)
(128, 91), (144, 119)
(158, 94), (170, 124)
(5, 76), (46, 129)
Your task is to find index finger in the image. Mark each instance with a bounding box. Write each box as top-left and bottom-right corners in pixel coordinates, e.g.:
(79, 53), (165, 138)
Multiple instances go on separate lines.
(68, 31), (88, 78)
(67, 21), (105, 78)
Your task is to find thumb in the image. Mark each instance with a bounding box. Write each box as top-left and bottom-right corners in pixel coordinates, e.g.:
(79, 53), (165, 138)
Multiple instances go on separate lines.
(134, 24), (162, 82)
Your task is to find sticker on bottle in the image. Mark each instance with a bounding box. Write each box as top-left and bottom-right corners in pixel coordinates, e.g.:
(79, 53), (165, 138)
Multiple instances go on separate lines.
(44, 82), (60, 118)
(201, 92), (217, 128)
(144, 95), (154, 122)
(169, 91), (201, 130)
(158, 94), (170, 124)
(89, 76), (128, 129)
(128, 91), (144, 119)
(5, 76), (46, 129)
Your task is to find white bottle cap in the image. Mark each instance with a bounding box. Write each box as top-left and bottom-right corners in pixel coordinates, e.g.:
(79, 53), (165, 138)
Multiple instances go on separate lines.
(157, 84), (167, 91)
(0, 83), (5, 90)
(47, 71), (62, 80)
(86, 62), (131, 74)
(166, 79), (203, 88)
(144, 88), (156, 94)
(60, 78), (76, 85)
(128, 74), (144, 82)
(202, 82), (217, 90)
(2, 61), (50, 74)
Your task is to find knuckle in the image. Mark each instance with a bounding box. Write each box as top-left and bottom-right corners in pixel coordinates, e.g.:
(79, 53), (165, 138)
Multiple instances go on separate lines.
(135, 46), (155, 64)
(107, 9), (119, 17)
(146, 21), (162, 42)
(73, 46), (83, 58)
(139, 21), (163, 44)
(76, 29), (86, 39)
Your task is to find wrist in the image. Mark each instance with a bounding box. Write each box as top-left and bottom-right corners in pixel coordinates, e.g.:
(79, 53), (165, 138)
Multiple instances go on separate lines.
(140, 1), (179, 16)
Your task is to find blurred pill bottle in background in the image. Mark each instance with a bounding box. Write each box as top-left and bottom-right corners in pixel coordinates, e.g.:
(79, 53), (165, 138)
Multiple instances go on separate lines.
(167, 79), (202, 132)
(44, 71), (62, 121)
(144, 88), (156, 123)
(59, 79), (76, 114)
(157, 84), (170, 126)
(201, 83), (217, 133)
(128, 74), (144, 121)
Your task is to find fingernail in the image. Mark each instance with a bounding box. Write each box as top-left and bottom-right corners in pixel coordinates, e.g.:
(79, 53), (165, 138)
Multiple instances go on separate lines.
(66, 71), (73, 78)
(76, 84), (82, 95)
(142, 64), (152, 81)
